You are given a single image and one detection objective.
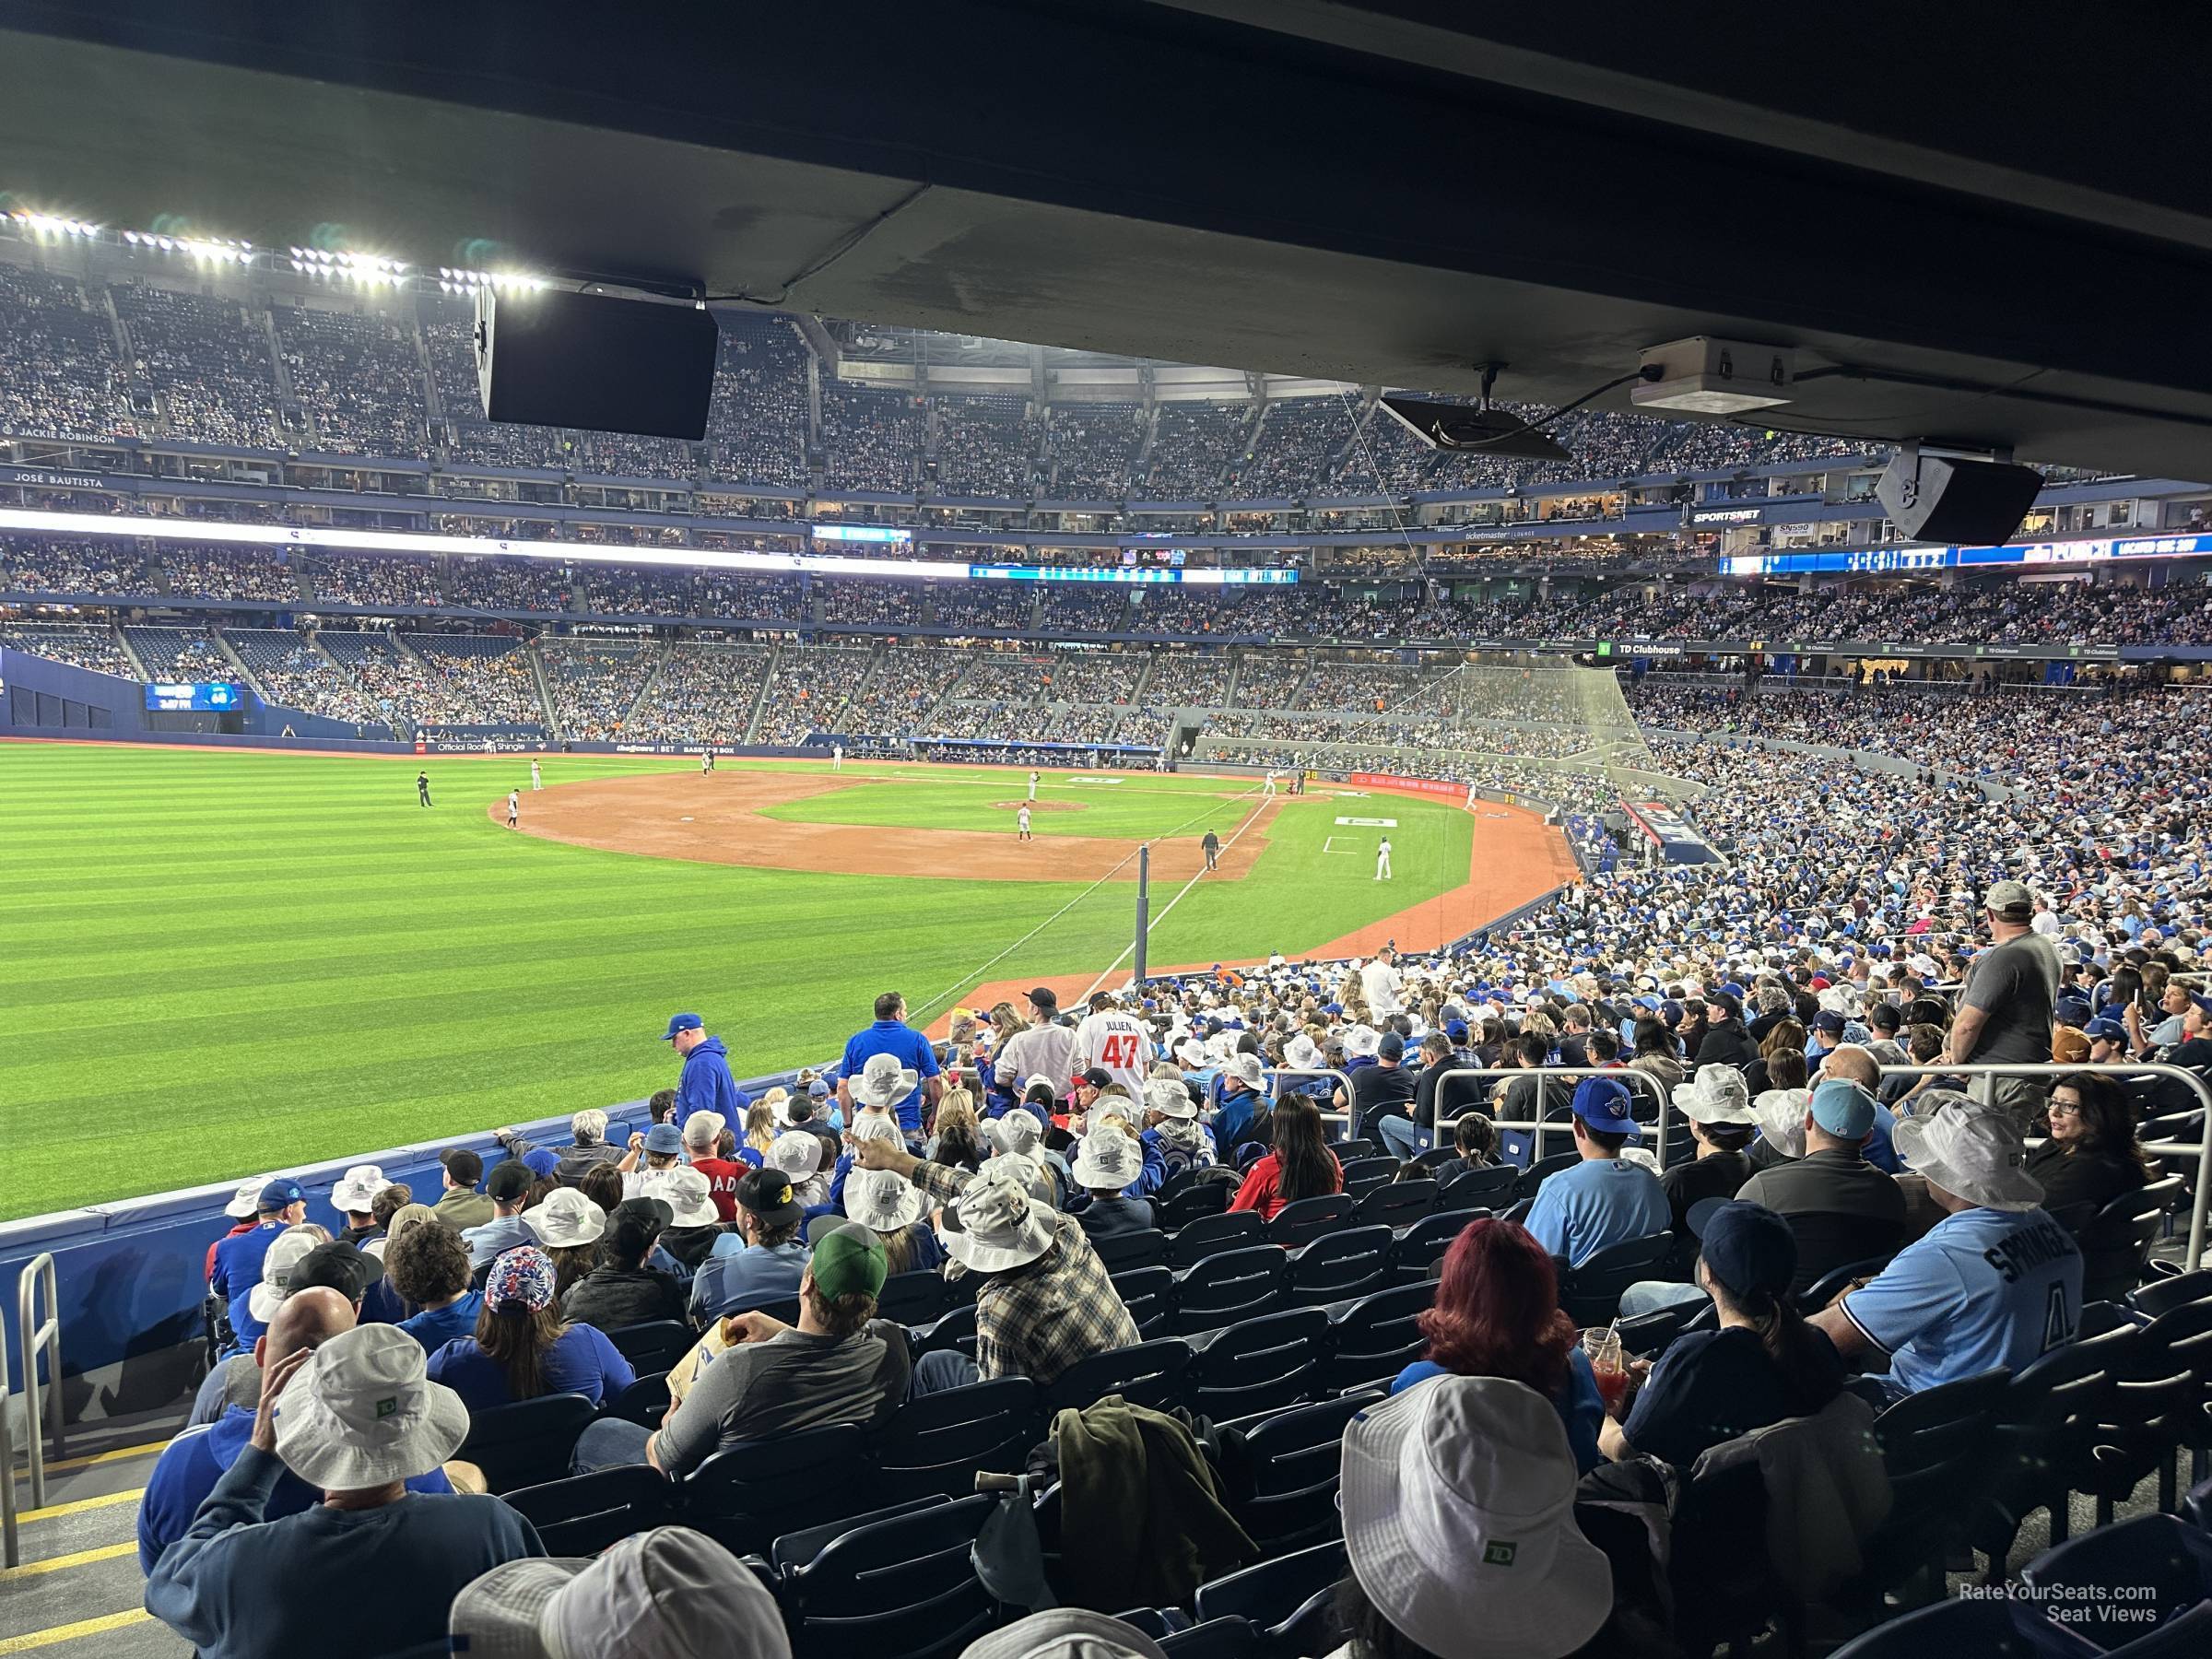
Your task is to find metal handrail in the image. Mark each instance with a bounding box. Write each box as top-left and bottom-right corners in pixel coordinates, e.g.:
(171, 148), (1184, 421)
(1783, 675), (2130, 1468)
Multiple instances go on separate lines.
(1431, 1065), (1677, 1170)
(5, 1251), (63, 1568)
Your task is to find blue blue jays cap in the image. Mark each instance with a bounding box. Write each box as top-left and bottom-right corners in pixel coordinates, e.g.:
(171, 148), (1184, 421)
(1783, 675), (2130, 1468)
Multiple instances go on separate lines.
(257, 1178), (303, 1210)
(662, 1013), (703, 1041)
(1569, 1077), (1639, 1135)
(2084, 1016), (2128, 1042)
(642, 1123), (684, 1155)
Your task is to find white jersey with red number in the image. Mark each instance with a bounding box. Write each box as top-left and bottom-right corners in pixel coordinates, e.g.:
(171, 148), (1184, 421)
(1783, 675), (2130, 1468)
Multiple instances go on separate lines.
(1074, 1010), (1153, 1098)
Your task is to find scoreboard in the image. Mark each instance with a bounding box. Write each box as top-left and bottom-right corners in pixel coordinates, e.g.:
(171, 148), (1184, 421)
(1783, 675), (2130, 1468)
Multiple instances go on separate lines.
(145, 681), (246, 712)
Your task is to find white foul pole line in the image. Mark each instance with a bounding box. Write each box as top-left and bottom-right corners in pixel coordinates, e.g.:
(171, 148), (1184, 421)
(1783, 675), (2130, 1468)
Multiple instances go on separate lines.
(1078, 786), (1274, 1001)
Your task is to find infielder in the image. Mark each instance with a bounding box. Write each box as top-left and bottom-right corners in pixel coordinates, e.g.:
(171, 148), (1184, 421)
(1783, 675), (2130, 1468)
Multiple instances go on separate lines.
(530, 759), (543, 791)
(700, 749), (713, 776)
(833, 744), (844, 771)
(507, 789), (520, 829)
(1018, 803), (1033, 841)
(1465, 780), (1478, 809)
(1028, 769), (1039, 801)
(416, 771), (432, 808)
(1375, 836), (1393, 881)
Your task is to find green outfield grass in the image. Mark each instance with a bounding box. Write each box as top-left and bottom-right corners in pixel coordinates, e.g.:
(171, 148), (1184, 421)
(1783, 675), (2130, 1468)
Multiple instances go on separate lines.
(756, 771), (1261, 838)
(0, 747), (1468, 1218)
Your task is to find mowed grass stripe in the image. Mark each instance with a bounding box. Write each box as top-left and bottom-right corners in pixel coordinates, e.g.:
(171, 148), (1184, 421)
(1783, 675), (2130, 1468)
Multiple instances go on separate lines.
(1, 749), (1449, 1218)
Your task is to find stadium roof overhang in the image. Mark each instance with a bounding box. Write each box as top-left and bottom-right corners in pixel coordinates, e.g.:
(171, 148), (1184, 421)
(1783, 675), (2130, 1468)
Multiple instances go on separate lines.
(2, 1), (2209, 477)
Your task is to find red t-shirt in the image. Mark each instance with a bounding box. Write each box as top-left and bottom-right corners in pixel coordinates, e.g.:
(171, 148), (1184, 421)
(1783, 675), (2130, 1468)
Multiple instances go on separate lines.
(1228, 1151), (1345, 1221)
(689, 1158), (750, 1224)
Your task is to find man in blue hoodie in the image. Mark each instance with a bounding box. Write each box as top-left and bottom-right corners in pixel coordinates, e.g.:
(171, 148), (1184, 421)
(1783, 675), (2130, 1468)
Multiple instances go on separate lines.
(664, 1012), (747, 1133)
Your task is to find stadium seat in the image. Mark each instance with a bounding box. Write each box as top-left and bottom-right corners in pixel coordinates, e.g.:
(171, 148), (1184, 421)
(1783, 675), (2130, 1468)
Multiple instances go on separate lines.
(1187, 1309), (1330, 1420)
(1854, 1367), (2014, 1604)
(1435, 1164), (1518, 1211)
(1410, 1147), (1458, 1171)
(1194, 1539), (1347, 1632)
(1823, 1596), (2038, 1659)
(1168, 1210), (1265, 1267)
(877, 1268), (951, 1325)
(604, 1371), (672, 1428)
(1338, 1156), (1398, 1196)
(1515, 1150), (1580, 1201)
(872, 1377), (1041, 1501)
(2019, 1513), (2212, 1655)
(602, 1320), (694, 1374)
(1614, 1306), (1692, 1358)
(1110, 1265), (1178, 1340)
(1161, 1619), (1258, 1659)
(501, 1464), (675, 1555)
(2116, 1299), (2212, 1511)
(918, 1303), (980, 1359)
(1266, 1195), (1354, 1251)
(1159, 1178), (1235, 1230)
(776, 1491), (1003, 1659)
(1985, 1318), (2146, 1550)
(2131, 1267), (2212, 1320)
(2080, 1176), (2186, 1304)
(1287, 1225), (1394, 1304)
(1797, 1254), (1898, 1313)
(1321, 1281), (1434, 1393)
(1389, 1208), (1483, 1283)
(1041, 1338), (1194, 1418)
(1557, 1231), (1676, 1327)
(1090, 1227), (1170, 1274)
(1354, 1179), (1437, 1229)
(454, 1393), (599, 1494)
(682, 1423), (874, 1555)
(1325, 1139), (1378, 1161)
(1220, 1388), (1382, 1553)
(1173, 1246), (1289, 1334)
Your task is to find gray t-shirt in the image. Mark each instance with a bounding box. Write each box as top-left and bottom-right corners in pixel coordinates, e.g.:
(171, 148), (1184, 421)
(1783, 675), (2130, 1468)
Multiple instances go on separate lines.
(1960, 932), (2062, 1064)
(651, 1321), (911, 1478)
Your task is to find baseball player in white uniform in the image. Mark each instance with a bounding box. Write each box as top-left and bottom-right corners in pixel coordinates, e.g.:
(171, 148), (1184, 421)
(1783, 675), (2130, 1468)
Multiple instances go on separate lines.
(1028, 769), (1039, 801)
(530, 759), (542, 791)
(1375, 837), (1393, 880)
(1465, 780), (1478, 809)
(506, 790), (520, 829)
(833, 744), (844, 771)
(1018, 804), (1034, 841)
(1073, 992), (1152, 1099)
(1263, 770), (1277, 797)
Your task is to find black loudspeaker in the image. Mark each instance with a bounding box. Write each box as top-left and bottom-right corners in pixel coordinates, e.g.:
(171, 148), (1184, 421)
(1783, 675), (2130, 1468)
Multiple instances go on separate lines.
(474, 288), (718, 441)
(1875, 452), (2042, 546)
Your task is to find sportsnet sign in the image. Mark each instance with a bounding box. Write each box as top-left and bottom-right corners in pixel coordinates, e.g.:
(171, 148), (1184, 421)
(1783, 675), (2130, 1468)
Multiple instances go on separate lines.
(1347, 771), (1465, 800)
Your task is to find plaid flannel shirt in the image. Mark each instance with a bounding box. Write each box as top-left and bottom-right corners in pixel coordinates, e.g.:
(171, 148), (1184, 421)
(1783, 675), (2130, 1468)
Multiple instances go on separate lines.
(911, 1159), (1139, 1384)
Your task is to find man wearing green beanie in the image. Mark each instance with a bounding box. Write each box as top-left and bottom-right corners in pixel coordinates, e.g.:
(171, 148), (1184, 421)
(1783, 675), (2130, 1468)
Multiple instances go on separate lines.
(569, 1222), (910, 1476)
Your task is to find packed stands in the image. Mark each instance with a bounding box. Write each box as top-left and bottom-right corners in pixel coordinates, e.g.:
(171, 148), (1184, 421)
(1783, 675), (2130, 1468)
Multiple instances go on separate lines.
(536, 638), (659, 740)
(820, 386), (924, 494)
(753, 642), (877, 743)
(0, 263), (137, 441)
(0, 536), (145, 594)
(307, 554), (441, 608)
(162, 547), (300, 603)
(1143, 401), (1251, 497)
(1043, 401), (1145, 497)
(1232, 397), (1353, 496)
(625, 641), (773, 743)
(276, 304), (431, 458)
(111, 282), (282, 449)
(0, 620), (135, 675)
(932, 393), (1039, 498)
(704, 315), (813, 489)
(403, 633), (548, 729)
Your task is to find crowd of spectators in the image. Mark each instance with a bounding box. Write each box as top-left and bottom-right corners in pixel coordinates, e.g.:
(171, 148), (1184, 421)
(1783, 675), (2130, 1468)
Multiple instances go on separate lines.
(695, 571), (807, 624)
(222, 628), (386, 726)
(932, 393), (1040, 499)
(441, 557), (575, 614)
(818, 578), (926, 627)
(1038, 651), (1149, 703)
(0, 620), (136, 675)
(122, 624), (233, 680)
(626, 641), (774, 744)
(403, 635), (549, 729)
(931, 583), (1039, 631)
(537, 639), (660, 740)
(1143, 651), (1236, 705)
(841, 646), (961, 735)
(422, 313), (572, 471)
(1043, 402), (1145, 497)
(1035, 585), (1134, 634)
(0, 264), (138, 441)
(755, 643), (877, 743)
(163, 547), (300, 603)
(0, 535), (145, 594)
(307, 554), (442, 608)
(1141, 402), (1252, 499)
(948, 653), (1053, 704)
(112, 283), (283, 449)
(820, 387), (924, 495)
(276, 305), (432, 458)
(705, 317), (813, 490)
(1230, 398), (1354, 498)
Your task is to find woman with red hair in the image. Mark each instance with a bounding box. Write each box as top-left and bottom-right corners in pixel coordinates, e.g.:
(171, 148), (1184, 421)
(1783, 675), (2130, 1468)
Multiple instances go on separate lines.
(1390, 1216), (1605, 1472)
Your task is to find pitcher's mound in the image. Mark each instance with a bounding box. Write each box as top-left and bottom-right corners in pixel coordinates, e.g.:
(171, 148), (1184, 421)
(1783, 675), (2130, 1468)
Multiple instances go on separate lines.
(993, 799), (1084, 813)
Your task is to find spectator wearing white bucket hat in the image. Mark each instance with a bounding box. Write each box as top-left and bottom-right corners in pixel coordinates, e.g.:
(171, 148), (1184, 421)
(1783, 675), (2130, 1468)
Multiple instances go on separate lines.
(331, 1165), (394, 1246)
(1071, 1126), (1151, 1240)
(961, 1611), (1171, 1659)
(523, 1186), (606, 1300)
(983, 1107), (1058, 1206)
(842, 1164), (947, 1274)
(1212, 1053), (1272, 1158)
(1335, 1374), (1616, 1659)
(145, 1324), (543, 1659)
(450, 1525), (789, 1659)
(854, 1140), (1138, 1394)
(187, 1227), (332, 1428)
(1812, 1090), (2082, 1404)
(1661, 1065), (1759, 1231)
(1140, 1077), (1217, 1184)
(770, 1128), (833, 1209)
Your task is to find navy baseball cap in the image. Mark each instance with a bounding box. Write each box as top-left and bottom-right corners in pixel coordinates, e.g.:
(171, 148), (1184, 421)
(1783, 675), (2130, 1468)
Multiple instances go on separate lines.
(1569, 1077), (1638, 1135)
(2085, 1016), (2128, 1042)
(1697, 1201), (1797, 1301)
(257, 1178), (303, 1211)
(642, 1123), (684, 1155)
(1814, 1010), (1846, 1035)
(1378, 1033), (1406, 1061)
(662, 1013), (703, 1041)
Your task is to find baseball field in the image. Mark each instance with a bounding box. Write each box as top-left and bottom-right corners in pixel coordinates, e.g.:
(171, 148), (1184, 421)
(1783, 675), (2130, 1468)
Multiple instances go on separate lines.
(0, 744), (1574, 1219)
